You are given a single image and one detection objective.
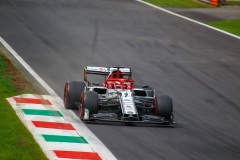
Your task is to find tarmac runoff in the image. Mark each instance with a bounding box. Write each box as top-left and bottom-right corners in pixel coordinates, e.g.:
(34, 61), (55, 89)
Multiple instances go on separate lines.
(7, 94), (114, 160)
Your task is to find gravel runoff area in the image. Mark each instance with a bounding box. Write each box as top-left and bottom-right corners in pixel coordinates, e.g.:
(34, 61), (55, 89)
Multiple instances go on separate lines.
(168, 6), (240, 23)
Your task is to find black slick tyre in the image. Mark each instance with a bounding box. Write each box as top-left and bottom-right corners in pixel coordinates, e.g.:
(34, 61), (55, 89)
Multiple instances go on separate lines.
(80, 91), (99, 120)
(64, 81), (85, 109)
(155, 95), (173, 119)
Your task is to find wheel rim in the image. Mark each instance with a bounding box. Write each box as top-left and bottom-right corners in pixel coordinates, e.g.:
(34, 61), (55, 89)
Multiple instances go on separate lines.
(79, 93), (84, 119)
(64, 84), (68, 107)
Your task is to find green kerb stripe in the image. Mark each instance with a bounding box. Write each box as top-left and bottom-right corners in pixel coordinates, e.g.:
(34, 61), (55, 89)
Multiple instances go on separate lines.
(42, 135), (88, 144)
(22, 109), (63, 117)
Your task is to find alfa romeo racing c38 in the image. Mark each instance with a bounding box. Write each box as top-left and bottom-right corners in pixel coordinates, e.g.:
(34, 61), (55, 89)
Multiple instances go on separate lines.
(64, 66), (174, 125)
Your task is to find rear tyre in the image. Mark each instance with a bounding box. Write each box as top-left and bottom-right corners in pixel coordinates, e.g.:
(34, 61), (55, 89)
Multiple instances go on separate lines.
(155, 95), (173, 119)
(64, 81), (85, 109)
(219, 0), (226, 6)
(80, 91), (99, 120)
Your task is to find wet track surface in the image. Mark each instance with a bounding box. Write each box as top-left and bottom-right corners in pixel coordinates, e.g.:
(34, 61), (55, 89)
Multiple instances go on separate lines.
(1, 0), (240, 159)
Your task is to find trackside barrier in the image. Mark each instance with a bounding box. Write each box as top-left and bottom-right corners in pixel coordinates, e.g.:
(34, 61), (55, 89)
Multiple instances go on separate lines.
(199, 0), (226, 6)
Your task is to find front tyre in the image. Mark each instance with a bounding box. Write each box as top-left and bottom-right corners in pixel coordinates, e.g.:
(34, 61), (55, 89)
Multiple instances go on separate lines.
(80, 91), (99, 120)
(155, 95), (173, 120)
(64, 81), (85, 109)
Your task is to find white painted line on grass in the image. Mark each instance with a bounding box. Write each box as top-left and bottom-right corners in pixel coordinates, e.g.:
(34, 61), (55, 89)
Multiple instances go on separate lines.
(136, 0), (240, 40)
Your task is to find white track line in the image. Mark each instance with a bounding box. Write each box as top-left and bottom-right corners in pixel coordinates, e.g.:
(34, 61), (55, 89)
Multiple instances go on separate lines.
(0, 37), (57, 96)
(136, 0), (240, 40)
(0, 36), (117, 160)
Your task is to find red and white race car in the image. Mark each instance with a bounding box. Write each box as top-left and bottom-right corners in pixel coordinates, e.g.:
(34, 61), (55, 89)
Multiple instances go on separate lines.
(64, 66), (174, 125)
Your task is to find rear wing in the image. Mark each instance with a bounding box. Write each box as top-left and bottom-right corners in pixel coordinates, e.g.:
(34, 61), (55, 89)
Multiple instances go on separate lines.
(84, 66), (132, 82)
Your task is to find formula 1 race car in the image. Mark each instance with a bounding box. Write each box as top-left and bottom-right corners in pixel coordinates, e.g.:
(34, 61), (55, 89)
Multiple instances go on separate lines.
(64, 66), (174, 125)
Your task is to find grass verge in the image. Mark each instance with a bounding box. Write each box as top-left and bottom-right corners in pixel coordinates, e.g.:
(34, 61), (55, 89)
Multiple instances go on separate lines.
(144, 0), (212, 8)
(226, 1), (240, 6)
(0, 51), (48, 160)
(208, 19), (240, 36)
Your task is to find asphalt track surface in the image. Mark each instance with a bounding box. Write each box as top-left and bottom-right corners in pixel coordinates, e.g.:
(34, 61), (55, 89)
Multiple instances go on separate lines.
(1, 0), (240, 160)
(169, 6), (240, 23)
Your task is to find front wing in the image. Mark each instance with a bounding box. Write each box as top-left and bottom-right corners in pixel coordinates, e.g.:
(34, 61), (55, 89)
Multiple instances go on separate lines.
(82, 113), (175, 125)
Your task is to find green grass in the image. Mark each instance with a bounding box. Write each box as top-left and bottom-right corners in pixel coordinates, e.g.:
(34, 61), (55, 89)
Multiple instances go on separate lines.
(144, 0), (240, 37)
(144, 0), (212, 8)
(227, 1), (240, 6)
(208, 19), (240, 36)
(0, 52), (48, 160)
